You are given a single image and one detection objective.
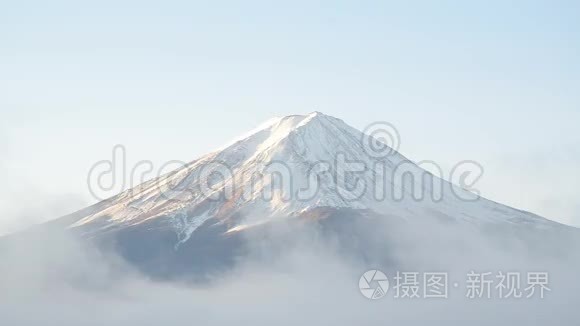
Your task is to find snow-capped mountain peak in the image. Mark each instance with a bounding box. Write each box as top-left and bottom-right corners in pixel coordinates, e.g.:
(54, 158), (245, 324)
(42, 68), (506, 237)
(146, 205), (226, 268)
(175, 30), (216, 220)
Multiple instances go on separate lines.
(70, 112), (558, 244)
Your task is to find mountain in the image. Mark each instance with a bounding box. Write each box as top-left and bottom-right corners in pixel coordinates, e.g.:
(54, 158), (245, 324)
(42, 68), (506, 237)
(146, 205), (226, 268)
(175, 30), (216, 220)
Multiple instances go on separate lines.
(33, 112), (573, 279)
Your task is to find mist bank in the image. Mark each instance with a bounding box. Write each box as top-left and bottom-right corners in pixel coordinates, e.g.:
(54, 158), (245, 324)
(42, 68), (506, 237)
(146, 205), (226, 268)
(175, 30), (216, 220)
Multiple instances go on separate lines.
(1, 208), (579, 325)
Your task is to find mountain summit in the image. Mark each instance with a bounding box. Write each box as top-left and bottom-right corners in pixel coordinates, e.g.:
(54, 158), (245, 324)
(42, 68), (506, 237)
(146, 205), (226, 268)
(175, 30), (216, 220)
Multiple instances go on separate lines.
(68, 112), (559, 246)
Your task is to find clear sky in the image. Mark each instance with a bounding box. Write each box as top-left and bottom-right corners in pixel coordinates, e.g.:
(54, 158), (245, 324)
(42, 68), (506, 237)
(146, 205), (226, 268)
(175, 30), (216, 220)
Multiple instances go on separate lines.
(1, 0), (579, 233)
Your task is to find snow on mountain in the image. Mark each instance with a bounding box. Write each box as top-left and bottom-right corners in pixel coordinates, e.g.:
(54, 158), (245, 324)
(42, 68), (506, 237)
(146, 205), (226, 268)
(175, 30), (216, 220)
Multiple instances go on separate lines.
(69, 112), (559, 244)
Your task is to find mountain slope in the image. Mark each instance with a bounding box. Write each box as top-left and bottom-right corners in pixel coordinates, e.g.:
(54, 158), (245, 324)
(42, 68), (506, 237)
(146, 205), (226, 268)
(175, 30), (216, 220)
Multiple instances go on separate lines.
(6, 112), (574, 281)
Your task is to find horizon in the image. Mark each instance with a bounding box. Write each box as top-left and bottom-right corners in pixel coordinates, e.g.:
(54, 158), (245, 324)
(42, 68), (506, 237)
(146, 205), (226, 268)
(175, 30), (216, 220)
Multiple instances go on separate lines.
(1, 109), (578, 235)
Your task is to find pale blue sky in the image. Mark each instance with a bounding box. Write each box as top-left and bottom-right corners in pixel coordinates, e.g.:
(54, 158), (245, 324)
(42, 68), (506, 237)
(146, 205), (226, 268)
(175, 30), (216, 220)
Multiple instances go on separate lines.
(1, 0), (579, 233)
